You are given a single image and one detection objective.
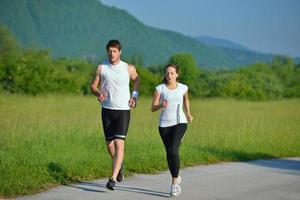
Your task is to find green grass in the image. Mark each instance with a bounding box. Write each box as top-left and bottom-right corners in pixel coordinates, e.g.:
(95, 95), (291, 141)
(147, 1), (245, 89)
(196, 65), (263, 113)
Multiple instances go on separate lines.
(0, 94), (300, 197)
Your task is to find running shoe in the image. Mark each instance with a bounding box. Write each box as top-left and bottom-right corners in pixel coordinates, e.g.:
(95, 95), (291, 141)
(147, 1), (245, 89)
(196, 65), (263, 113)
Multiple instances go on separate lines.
(106, 178), (116, 190)
(170, 176), (182, 196)
(170, 184), (181, 196)
(116, 162), (124, 182)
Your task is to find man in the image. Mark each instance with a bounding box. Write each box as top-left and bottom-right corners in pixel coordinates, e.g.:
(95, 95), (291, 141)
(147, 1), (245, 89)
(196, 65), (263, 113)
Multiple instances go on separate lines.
(90, 39), (140, 190)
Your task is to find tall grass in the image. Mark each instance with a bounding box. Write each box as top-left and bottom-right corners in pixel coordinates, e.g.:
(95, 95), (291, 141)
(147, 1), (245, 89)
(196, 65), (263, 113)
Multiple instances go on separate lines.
(0, 95), (299, 197)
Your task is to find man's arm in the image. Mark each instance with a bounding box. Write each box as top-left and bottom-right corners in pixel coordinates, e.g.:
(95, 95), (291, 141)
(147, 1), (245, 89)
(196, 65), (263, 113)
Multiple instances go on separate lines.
(90, 65), (101, 96)
(90, 65), (106, 102)
(128, 64), (140, 92)
(128, 64), (140, 107)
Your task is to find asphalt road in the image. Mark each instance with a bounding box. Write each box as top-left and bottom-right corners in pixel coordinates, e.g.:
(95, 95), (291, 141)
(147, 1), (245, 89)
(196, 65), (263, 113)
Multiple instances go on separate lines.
(13, 157), (300, 200)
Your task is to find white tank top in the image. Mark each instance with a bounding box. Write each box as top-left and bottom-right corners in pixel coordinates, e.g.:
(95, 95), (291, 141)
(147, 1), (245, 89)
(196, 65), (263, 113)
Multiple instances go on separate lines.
(100, 60), (130, 110)
(155, 83), (188, 127)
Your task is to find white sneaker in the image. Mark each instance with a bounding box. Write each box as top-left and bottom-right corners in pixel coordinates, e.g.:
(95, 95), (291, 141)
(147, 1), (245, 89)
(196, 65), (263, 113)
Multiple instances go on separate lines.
(170, 184), (181, 196)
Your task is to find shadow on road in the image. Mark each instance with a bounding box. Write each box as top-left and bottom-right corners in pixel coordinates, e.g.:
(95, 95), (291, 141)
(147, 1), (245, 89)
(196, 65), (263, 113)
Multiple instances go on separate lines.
(69, 181), (170, 198)
(67, 184), (106, 193)
(116, 185), (170, 198)
(248, 158), (300, 175)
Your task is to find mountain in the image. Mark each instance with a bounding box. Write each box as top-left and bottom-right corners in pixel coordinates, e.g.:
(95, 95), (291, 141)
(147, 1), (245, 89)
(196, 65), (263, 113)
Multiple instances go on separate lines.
(195, 36), (248, 50)
(0, 0), (246, 68)
(0, 0), (239, 69)
(0, 0), (290, 69)
(194, 36), (279, 66)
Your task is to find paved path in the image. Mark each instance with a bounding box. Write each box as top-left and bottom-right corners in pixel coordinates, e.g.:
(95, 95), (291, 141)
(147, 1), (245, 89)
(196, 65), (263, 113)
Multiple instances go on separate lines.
(14, 157), (300, 200)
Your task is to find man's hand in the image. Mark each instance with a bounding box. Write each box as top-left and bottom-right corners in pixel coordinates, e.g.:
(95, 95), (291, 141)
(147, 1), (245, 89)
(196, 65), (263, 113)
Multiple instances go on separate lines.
(187, 114), (193, 123)
(128, 97), (137, 108)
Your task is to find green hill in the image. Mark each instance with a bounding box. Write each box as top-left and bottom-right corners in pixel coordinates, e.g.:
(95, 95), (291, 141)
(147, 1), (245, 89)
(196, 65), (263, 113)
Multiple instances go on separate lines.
(195, 36), (249, 50)
(194, 36), (278, 66)
(0, 0), (249, 69)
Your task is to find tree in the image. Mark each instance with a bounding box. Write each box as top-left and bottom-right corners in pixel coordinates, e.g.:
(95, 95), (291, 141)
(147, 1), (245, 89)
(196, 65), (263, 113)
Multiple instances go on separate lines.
(135, 66), (161, 96)
(271, 56), (297, 97)
(168, 53), (202, 96)
(0, 25), (20, 57)
(0, 25), (21, 92)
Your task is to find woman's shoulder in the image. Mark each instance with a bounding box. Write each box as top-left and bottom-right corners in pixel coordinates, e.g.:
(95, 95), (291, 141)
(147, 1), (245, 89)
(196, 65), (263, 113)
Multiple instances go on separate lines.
(178, 83), (188, 88)
(178, 83), (188, 91)
(155, 83), (165, 92)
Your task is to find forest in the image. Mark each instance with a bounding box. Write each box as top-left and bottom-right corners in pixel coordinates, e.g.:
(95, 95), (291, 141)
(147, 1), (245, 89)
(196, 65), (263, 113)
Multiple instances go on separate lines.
(1, 26), (299, 100)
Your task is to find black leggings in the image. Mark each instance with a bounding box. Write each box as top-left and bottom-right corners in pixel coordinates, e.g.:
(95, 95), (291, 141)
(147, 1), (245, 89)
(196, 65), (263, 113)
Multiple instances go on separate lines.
(159, 123), (187, 178)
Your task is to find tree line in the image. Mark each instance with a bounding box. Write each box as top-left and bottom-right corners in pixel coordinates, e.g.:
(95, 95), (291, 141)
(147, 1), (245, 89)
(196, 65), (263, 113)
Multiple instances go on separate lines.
(1, 26), (299, 100)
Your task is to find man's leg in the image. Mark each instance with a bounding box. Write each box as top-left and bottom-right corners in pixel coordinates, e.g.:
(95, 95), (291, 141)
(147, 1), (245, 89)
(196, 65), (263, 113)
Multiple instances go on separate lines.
(106, 140), (115, 159)
(105, 139), (124, 190)
(106, 139), (124, 182)
(111, 139), (124, 180)
(105, 109), (129, 190)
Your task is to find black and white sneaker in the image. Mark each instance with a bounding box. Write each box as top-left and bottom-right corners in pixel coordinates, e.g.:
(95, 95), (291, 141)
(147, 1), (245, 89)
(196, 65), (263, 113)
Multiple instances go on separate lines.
(106, 178), (116, 190)
(116, 162), (124, 182)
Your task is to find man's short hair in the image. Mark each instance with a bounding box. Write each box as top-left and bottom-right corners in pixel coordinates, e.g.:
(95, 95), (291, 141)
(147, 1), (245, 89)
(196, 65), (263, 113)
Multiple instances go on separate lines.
(106, 39), (122, 51)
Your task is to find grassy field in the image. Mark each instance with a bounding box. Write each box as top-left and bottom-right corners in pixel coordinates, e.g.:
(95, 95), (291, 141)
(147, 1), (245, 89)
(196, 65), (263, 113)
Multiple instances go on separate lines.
(0, 94), (300, 197)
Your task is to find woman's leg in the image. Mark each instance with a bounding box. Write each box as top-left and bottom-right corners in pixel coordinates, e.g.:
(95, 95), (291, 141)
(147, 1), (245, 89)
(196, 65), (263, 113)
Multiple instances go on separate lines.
(159, 124), (187, 178)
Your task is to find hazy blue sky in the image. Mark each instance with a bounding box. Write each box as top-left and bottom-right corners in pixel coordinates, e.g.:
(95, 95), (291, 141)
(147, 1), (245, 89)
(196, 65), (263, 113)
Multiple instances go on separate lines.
(101, 0), (300, 57)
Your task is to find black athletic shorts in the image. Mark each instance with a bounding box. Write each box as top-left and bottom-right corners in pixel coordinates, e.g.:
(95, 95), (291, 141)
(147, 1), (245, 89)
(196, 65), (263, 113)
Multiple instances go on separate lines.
(101, 108), (130, 141)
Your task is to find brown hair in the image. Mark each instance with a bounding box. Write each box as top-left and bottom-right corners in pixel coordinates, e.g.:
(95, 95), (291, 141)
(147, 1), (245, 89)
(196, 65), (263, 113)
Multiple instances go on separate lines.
(106, 39), (122, 51)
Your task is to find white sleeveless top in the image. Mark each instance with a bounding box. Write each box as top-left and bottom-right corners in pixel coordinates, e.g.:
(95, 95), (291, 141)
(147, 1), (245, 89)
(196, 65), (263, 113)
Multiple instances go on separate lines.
(155, 83), (188, 127)
(100, 60), (130, 110)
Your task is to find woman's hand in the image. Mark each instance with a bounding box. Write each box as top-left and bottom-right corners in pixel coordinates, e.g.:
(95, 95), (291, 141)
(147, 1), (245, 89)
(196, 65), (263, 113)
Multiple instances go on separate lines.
(162, 100), (168, 108)
(98, 92), (107, 102)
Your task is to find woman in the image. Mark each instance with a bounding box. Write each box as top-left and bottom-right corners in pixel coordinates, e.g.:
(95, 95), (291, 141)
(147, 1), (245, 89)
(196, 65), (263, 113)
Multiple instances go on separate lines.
(151, 64), (193, 197)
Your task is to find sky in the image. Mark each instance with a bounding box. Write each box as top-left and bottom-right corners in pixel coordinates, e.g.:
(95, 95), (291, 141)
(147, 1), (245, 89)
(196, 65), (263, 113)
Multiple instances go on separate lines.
(100, 0), (300, 57)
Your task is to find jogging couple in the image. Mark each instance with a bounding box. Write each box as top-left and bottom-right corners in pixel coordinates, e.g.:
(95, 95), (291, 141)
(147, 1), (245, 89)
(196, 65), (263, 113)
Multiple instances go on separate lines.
(90, 39), (193, 197)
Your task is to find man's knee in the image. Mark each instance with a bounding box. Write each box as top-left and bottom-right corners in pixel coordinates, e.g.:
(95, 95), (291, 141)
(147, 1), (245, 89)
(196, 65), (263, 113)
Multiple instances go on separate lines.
(106, 140), (114, 149)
